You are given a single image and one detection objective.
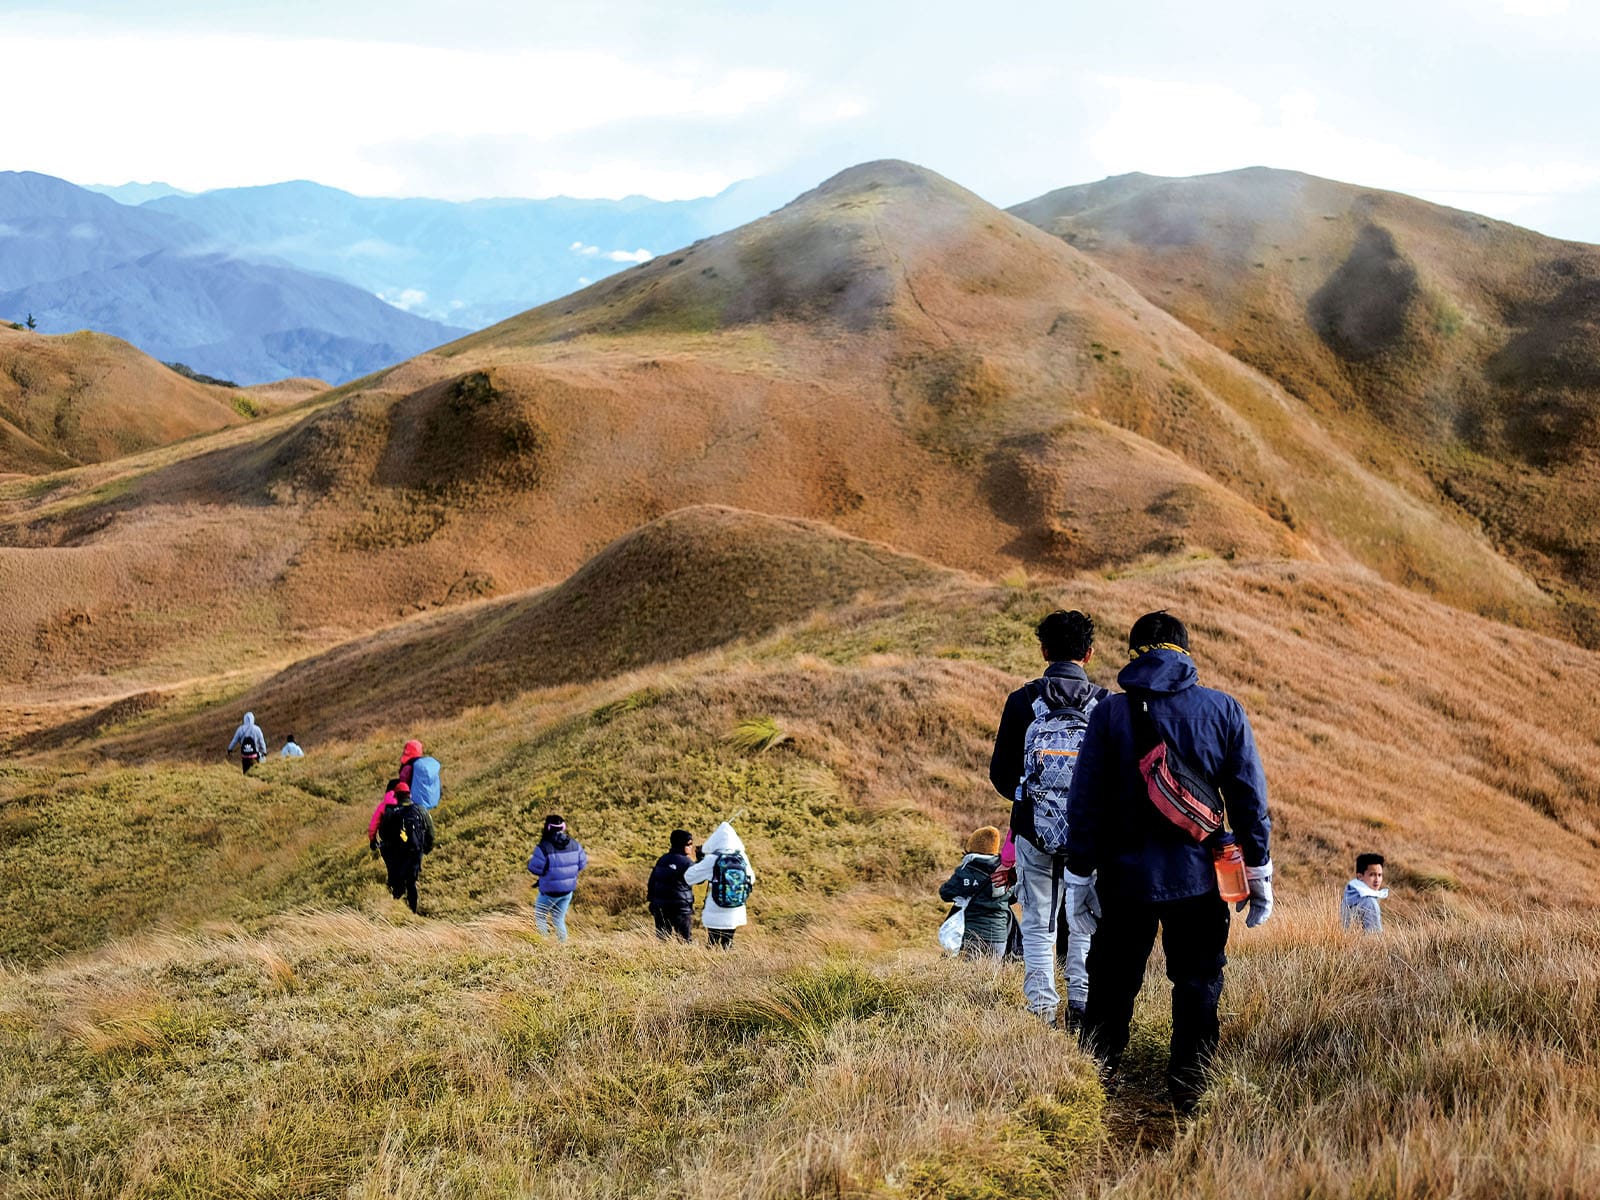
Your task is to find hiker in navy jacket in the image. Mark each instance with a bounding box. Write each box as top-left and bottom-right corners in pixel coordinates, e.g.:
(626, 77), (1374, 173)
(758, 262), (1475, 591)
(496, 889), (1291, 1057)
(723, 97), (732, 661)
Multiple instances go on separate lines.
(648, 829), (696, 942)
(526, 815), (588, 942)
(1064, 610), (1273, 1113)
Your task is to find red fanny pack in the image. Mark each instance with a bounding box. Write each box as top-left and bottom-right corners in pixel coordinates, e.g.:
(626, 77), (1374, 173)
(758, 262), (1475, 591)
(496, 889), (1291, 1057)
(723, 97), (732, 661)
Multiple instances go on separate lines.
(1130, 696), (1223, 842)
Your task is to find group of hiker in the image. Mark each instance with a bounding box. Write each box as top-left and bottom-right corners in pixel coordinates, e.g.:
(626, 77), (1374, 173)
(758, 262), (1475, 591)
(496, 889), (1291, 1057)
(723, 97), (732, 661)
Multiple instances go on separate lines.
(222, 713), (756, 945)
(937, 606), (1390, 1112)
(223, 601), (1389, 1111)
(224, 713), (301, 773)
(524, 817), (755, 947)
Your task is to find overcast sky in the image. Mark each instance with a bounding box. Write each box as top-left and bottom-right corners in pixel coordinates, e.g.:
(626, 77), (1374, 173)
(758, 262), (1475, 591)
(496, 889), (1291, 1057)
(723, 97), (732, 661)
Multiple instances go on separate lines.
(4, 0), (1598, 240)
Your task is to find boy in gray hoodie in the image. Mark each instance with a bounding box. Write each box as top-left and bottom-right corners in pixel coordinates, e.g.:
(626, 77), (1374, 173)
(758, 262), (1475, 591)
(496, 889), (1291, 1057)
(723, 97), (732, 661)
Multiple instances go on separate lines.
(1341, 853), (1388, 933)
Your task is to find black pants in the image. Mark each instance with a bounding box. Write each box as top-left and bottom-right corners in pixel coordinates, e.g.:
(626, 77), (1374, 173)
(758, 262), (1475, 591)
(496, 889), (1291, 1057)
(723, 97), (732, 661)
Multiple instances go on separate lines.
(707, 928), (735, 949)
(241, 755), (259, 775)
(652, 905), (692, 942)
(384, 852), (422, 913)
(1079, 889), (1229, 1103)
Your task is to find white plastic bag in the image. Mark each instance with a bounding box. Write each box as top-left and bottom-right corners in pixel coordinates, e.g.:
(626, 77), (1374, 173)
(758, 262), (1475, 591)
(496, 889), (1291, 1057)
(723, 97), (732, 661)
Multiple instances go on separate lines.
(938, 898), (970, 956)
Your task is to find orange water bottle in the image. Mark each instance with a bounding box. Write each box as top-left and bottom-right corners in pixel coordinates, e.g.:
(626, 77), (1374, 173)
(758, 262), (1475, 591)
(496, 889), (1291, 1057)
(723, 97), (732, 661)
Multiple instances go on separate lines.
(1213, 833), (1248, 903)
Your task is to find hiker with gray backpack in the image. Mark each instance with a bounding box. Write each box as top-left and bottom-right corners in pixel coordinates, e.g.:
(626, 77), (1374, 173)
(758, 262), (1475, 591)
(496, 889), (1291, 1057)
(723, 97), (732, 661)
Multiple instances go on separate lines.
(989, 610), (1108, 1031)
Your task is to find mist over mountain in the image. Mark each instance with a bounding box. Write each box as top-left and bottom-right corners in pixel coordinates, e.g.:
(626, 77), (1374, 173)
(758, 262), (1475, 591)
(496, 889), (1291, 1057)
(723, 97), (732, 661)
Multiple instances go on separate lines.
(0, 171), (205, 289)
(135, 178), (783, 328)
(82, 181), (196, 205)
(0, 250), (466, 386)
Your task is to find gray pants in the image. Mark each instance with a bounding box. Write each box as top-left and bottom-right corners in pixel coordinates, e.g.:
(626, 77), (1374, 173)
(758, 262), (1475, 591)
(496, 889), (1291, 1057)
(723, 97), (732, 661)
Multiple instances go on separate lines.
(1015, 835), (1091, 1017)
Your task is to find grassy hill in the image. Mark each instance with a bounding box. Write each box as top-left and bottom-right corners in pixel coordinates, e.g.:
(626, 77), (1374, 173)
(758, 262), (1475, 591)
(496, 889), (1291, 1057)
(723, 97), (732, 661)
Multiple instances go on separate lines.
(0, 161), (1555, 700)
(1012, 166), (1600, 640)
(8, 504), (1600, 961)
(0, 327), (253, 474)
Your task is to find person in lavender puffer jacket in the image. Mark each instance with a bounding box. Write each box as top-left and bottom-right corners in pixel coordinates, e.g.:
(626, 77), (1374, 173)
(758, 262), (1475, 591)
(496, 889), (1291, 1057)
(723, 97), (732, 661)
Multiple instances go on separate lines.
(526, 815), (589, 941)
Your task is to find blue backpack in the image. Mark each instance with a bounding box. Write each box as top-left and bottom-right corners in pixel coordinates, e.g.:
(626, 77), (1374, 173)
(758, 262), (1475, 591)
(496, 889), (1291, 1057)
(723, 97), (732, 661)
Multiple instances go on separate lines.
(410, 756), (442, 809)
(710, 850), (754, 908)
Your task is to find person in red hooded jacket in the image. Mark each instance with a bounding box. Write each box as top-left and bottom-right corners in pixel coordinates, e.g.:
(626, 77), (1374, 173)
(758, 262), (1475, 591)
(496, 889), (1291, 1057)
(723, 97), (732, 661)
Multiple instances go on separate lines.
(397, 740), (425, 790)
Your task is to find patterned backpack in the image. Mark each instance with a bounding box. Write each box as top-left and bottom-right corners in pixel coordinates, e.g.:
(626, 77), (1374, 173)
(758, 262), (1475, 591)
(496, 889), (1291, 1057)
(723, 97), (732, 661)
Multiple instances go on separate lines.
(1021, 691), (1104, 853)
(710, 850), (754, 908)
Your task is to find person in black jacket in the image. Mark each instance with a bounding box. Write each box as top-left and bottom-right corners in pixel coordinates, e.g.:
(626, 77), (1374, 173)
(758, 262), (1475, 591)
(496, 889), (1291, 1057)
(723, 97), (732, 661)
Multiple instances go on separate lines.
(376, 786), (435, 914)
(989, 609), (1108, 1029)
(647, 829), (696, 942)
(1064, 610), (1274, 1113)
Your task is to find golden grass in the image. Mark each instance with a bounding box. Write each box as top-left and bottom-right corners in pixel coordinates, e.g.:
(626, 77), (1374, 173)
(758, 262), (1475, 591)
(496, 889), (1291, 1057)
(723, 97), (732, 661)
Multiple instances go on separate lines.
(2, 903), (1598, 1197)
(0, 917), (1102, 1199)
(0, 327), (246, 474)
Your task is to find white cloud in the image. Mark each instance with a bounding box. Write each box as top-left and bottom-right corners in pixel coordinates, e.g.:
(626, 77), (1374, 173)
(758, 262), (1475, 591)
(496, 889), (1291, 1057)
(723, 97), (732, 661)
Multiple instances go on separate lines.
(570, 242), (653, 262)
(1088, 77), (1600, 220)
(380, 287), (428, 311)
(1, 29), (796, 199)
(577, 276), (593, 286)
(1503, 0), (1568, 14)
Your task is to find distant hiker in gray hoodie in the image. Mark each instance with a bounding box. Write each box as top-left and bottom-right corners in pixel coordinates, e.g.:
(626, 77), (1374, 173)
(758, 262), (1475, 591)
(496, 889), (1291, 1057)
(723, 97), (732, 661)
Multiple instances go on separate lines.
(226, 712), (268, 775)
(1341, 853), (1388, 933)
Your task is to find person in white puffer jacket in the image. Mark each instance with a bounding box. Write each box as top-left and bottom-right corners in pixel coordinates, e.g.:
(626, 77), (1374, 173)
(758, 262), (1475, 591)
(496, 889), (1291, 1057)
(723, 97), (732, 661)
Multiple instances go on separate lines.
(685, 822), (755, 948)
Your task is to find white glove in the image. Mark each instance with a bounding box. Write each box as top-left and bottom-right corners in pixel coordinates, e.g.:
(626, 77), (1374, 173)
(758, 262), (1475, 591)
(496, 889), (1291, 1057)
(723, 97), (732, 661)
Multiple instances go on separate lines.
(1239, 862), (1273, 928)
(1062, 870), (1102, 937)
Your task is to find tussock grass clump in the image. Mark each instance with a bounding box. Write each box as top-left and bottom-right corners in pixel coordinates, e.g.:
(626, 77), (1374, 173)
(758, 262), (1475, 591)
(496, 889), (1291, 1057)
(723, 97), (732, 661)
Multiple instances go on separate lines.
(691, 959), (906, 1051)
(1107, 908), (1600, 1198)
(728, 714), (789, 753)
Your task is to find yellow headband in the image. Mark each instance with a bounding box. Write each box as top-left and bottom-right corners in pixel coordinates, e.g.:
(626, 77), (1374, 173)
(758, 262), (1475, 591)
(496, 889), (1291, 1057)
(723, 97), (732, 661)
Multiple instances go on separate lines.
(1131, 642), (1190, 658)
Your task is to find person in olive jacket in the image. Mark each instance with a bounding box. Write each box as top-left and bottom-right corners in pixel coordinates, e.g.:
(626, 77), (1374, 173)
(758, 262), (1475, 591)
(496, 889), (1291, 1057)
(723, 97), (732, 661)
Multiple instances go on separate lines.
(648, 829), (696, 942)
(939, 826), (1015, 958)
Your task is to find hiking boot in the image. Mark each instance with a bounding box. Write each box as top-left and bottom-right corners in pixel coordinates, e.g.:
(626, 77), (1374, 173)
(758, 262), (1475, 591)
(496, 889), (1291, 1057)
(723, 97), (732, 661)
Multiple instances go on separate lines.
(1064, 1003), (1087, 1033)
(1096, 1060), (1122, 1096)
(1169, 1085), (1202, 1117)
(1029, 1007), (1059, 1030)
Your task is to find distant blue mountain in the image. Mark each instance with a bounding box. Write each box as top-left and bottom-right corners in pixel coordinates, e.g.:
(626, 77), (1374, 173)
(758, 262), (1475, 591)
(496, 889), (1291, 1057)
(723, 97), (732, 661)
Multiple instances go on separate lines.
(0, 173), (464, 384)
(140, 179), (781, 328)
(0, 171), (206, 290)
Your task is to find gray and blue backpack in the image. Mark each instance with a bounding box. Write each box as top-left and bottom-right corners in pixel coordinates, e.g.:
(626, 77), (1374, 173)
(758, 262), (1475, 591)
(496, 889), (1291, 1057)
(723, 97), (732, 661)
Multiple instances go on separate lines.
(1021, 691), (1105, 853)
